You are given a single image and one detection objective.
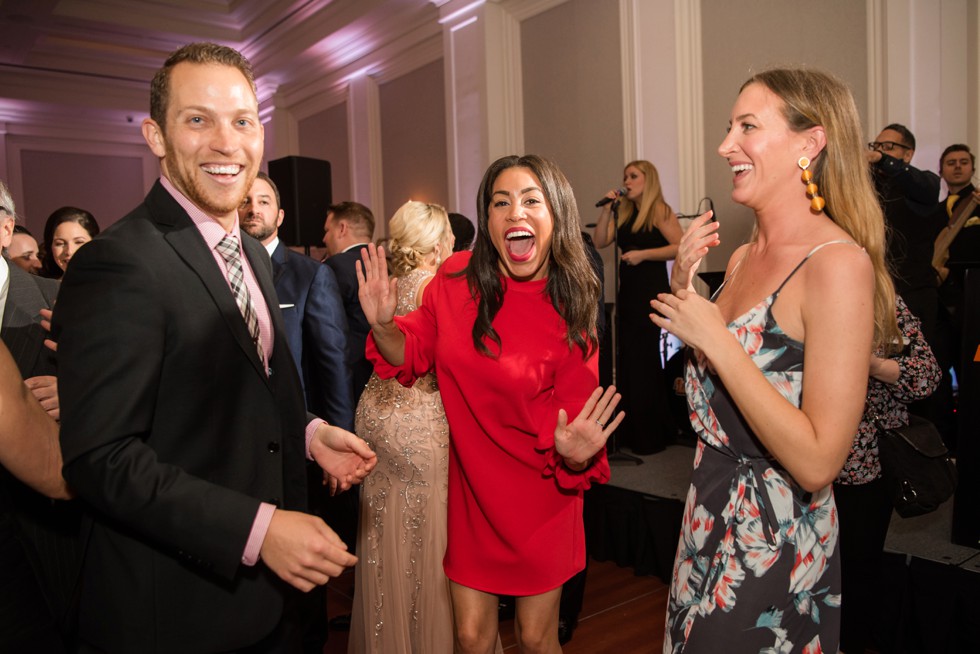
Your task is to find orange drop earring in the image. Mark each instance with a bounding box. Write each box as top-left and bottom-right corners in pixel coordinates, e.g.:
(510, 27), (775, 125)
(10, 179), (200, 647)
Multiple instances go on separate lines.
(798, 156), (825, 213)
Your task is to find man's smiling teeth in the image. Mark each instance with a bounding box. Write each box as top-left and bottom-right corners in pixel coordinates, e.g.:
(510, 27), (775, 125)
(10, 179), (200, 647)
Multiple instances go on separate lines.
(731, 164), (753, 173)
(203, 164), (241, 175)
(506, 230), (533, 239)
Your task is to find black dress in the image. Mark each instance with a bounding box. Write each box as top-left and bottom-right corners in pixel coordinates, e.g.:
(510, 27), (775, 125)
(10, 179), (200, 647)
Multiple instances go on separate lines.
(615, 210), (676, 454)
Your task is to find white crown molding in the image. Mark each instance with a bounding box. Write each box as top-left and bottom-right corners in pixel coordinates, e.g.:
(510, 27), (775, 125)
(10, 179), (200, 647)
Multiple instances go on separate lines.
(269, 15), (443, 120)
(499, 0), (567, 22)
(674, 0), (703, 213)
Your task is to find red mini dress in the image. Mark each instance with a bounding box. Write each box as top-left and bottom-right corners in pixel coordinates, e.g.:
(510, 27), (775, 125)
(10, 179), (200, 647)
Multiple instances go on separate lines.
(367, 252), (610, 595)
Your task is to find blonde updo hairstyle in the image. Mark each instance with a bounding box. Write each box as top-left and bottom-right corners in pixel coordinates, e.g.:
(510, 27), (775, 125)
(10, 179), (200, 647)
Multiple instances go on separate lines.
(387, 200), (453, 277)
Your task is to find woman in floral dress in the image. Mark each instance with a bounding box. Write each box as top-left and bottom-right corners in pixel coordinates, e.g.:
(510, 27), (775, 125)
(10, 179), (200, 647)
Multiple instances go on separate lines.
(651, 69), (902, 652)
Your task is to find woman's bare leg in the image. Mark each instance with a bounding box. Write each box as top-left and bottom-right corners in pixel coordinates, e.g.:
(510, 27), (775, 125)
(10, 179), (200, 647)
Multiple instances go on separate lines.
(513, 586), (562, 654)
(449, 581), (499, 654)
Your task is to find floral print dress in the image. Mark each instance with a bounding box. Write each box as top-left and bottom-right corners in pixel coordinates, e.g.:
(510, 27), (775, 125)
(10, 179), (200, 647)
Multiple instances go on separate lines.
(664, 243), (851, 653)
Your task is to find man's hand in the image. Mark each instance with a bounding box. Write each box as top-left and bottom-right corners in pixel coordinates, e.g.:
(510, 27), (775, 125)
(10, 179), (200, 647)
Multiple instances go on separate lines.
(309, 423), (377, 493)
(24, 375), (59, 421)
(260, 510), (356, 592)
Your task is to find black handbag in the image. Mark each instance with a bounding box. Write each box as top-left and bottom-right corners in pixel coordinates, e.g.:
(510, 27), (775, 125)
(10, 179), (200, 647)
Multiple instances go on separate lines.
(876, 414), (958, 518)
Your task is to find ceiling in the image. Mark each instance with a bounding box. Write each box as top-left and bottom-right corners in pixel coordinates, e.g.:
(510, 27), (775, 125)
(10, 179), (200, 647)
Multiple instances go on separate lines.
(0, 0), (444, 132)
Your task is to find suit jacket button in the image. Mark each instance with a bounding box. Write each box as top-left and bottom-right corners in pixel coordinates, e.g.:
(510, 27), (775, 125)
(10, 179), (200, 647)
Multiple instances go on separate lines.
(268, 441), (280, 453)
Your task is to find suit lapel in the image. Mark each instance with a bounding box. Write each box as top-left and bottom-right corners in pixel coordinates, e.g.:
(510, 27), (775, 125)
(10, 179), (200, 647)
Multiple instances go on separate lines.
(271, 241), (287, 285)
(145, 183), (271, 384)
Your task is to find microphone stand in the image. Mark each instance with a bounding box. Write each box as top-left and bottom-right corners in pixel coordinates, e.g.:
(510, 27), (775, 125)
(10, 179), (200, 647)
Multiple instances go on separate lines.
(604, 197), (643, 467)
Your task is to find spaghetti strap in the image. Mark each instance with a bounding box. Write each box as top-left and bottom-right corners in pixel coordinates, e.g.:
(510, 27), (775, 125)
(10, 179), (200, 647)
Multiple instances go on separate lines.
(772, 239), (860, 297)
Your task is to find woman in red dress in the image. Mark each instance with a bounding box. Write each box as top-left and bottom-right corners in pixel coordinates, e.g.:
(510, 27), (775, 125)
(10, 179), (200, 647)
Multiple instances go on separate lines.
(358, 154), (624, 653)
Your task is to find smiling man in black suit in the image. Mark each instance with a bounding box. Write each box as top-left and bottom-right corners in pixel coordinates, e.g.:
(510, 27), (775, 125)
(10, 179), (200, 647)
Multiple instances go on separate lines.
(52, 43), (376, 653)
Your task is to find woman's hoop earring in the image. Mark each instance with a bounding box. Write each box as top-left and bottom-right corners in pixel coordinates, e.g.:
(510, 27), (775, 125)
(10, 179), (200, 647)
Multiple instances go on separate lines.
(798, 156), (826, 213)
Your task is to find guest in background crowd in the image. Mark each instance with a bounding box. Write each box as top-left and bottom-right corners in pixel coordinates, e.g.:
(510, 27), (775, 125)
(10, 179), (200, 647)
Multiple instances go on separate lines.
(654, 68), (899, 652)
(7, 225), (43, 275)
(932, 143), (980, 448)
(349, 200), (462, 653)
(593, 160), (682, 454)
(0, 181), (78, 653)
(322, 201), (375, 406)
(41, 206), (100, 279)
(867, 124), (943, 344)
(449, 211), (476, 251)
(239, 170), (354, 653)
(834, 295), (941, 653)
(359, 154), (623, 654)
(240, 171), (353, 430)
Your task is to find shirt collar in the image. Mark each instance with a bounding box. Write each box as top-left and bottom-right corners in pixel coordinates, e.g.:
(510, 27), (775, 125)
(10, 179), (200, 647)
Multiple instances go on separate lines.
(159, 176), (241, 249)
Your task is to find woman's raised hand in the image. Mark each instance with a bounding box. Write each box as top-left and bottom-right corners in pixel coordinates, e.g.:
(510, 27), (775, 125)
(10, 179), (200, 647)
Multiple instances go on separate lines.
(554, 386), (625, 467)
(356, 243), (397, 329)
(671, 210), (719, 293)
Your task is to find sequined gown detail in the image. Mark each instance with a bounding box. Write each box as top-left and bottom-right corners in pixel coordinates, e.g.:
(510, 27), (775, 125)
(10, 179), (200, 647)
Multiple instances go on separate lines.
(349, 268), (452, 654)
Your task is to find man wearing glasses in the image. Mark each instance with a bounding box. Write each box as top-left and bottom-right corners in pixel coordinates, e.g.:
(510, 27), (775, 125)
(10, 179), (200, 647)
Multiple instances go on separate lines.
(867, 124), (943, 344)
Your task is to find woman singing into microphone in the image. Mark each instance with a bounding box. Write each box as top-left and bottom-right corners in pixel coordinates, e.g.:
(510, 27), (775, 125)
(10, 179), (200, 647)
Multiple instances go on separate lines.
(593, 160), (684, 454)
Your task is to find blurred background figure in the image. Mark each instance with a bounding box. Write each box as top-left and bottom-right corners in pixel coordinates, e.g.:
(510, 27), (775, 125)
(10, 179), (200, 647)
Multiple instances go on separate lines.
(448, 212), (475, 252)
(7, 226), (43, 275)
(593, 160), (683, 454)
(349, 200), (456, 653)
(41, 206), (100, 279)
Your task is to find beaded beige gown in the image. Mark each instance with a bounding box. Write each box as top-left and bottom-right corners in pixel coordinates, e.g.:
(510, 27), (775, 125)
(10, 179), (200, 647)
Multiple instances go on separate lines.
(348, 268), (453, 654)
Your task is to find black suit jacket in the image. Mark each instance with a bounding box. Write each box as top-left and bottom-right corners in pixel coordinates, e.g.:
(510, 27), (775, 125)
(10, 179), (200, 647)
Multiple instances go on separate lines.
(272, 241), (354, 431)
(323, 244), (372, 404)
(53, 181), (310, 653)
(2, 263), (57, 378)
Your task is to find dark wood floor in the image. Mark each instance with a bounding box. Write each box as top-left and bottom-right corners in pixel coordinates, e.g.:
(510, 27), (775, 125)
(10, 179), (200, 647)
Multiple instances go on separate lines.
(325, 557), (668, 653)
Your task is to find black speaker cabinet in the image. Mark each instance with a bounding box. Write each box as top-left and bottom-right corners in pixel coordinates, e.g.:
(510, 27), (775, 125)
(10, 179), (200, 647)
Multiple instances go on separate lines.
(267, 156), (332, 247)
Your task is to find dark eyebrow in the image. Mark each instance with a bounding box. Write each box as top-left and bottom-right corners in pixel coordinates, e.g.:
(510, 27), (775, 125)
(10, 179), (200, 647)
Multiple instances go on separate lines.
(492, 186), (542, 197)
(734, 113), (758, 123)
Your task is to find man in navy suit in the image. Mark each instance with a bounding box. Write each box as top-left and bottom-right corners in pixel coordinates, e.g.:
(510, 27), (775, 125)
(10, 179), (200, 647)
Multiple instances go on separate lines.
(240, 172), (354, 431)
(321, 201), (374, 406)
(52, 43), (376, 652)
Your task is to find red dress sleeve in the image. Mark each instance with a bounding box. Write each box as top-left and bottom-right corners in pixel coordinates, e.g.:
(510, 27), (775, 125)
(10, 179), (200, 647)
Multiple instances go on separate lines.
(536, 341), (611, 491)
(365, 268), (440, 388)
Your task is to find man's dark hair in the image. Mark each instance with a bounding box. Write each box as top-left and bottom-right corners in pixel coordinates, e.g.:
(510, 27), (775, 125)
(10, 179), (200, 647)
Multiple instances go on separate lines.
(884, 123), (916, 150)
(940, 143), (975, 170)
(255, 171), (281, 211)
(150, 42), (256, 134)
(448, 212), (475, 251)
(327, 201), (375, 238)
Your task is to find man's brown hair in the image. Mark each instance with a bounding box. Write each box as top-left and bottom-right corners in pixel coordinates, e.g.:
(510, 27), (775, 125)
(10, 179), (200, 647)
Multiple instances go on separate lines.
(149, 42), (256, 134)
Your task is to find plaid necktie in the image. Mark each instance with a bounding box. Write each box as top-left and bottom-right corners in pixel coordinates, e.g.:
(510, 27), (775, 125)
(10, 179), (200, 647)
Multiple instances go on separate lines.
(215, 234), (265, 366)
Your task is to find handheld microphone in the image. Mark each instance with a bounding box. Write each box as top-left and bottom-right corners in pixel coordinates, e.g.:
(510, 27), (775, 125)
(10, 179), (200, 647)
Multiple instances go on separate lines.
(595, 188), (626, 208)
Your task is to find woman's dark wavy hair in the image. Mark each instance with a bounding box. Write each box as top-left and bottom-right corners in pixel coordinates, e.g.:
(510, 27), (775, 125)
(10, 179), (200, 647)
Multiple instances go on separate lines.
(41, 205), (100, 279)
(460, 154), (600, 358)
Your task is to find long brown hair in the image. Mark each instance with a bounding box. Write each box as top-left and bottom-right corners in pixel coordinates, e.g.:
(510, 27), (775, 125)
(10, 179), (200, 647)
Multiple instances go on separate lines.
(743, 68), (900, 351)
(462, 154), (600, 358)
